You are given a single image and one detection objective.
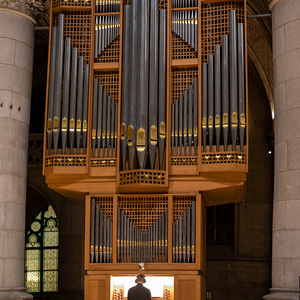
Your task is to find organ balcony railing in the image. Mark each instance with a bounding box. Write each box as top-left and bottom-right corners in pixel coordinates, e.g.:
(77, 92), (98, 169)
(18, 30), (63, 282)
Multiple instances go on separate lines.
(43, 0), (248, 201)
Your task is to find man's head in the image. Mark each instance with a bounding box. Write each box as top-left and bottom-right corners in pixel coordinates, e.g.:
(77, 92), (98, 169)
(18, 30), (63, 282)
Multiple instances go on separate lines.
(135, 274), (146, 284)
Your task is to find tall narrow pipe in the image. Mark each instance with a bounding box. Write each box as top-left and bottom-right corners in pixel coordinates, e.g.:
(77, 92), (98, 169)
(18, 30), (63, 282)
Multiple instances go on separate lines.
(193, 78), (198, 155)
(156, 217), (159, 262)
(137, 0), (149, 169)
(47, 27), (57, 155)
(107, 16), (111, 47)
(187, 10), (191, 47)
(110, 99), (115, 157)
(106, 95), (111, 157)
(195, 10), (198, 53)
(191, 10), (195, 50)
(103, 213), (107, 263)
(208, 55), (214, 151)
(53, 14), (64, 154)
(187, 206), (191, 262)
(98, 16), (102, 56)
(114, 103), (118, 156)
(183, 211), (187, 263)
(92, 79), (98, 157)
(104, 15), (108, 50)
(117, 207), (120, 262)
(183, 90), (188, 155)
(179, 94), (183, 155)
(99, 210), (103, 263)
(191, 201), (195, 263)
(158, 9), (167, 170)
(222, 35), (229, 150)
(102, 90), (107, 153)
(97, 85), (103, 157)
(128, 0), (139, 169)
(108, 220), (113, 262)
(161, 215), (164, 262)
(76, 57), (84, 154)
(165, 210), (168, 262)
(158, 216), (161, 262)
(121, 5), (131, 170)
(238, 23), (245, 151)
(149, 0), (159, 169)
(82, 64), (89, 154)
(230, 10), (238, 150)
(101, 16), (105, 53)
(120, 210), (123, 262)
(61, 37), (71, 154)
(171, 103), (175, 155)
(179, 215), (182, 262)
(69, 47), (78, 154)
(215, 45), (221, 151)
(188, 85), (193, 155)
(90, 198), (95, 263)
(126, 217), (130, 262)
(202, 63), (208, 151)
(124, 214), (127, 262)
(175, 99), (179, 155)
(95, 204), (99, 263)
(172, 222), (175, 262)
(175, 219), (179, 262)
(95, 16), (99, 59)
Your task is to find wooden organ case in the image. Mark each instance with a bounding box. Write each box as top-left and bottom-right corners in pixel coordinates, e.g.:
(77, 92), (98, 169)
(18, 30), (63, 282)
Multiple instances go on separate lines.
(43, 0), (248, 299)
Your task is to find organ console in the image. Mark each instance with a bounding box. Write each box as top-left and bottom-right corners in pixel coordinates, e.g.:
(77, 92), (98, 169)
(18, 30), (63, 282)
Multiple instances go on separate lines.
(43, 0), (248, 299)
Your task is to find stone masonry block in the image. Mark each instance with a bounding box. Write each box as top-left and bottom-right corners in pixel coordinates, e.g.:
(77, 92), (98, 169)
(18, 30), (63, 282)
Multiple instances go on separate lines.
(273, 200), (285, 231)
(274, 82), (286, 114)
(273, 24), (285, 60)
(273, 229), (300, 259)
(4, 258), (25, 287)
(0, 11), (34, 48)
(274, 48), (300, 86)
(15, 41), (34, 74)
(11, 93), (31, 126)
(286, 77), (300, 109)
(285, 19), (300, 52)
(4, 203), (26, 231)
(275, 141), (287, 173)
(273, 0), (300, 30)
(277, 170), (300, 201)
(0, 38), (16, 65)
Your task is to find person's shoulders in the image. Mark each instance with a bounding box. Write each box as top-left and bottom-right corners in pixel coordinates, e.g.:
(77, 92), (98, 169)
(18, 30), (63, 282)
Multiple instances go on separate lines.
(142, 285), (151, 294)
(128, 286), (136, 292)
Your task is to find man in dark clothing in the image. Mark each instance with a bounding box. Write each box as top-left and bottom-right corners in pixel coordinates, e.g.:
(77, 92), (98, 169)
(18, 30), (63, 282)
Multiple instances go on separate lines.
(127, 274), (151, 300)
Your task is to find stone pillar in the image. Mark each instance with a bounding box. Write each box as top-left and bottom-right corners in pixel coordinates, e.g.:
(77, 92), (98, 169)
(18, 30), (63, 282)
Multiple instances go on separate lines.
(0, 1), (45, 299)
(264, 0), (300, 299)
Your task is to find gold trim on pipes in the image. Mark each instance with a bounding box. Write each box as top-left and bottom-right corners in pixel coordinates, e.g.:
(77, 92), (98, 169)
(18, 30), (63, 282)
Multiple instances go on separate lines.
(231, 112), (238, 127)
(150, 125), (158, 145)
(137, 128), (145, 152)
(215, 115), (220, 128)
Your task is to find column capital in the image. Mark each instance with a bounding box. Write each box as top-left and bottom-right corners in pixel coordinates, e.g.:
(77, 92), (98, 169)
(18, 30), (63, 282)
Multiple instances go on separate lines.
(0, 0), (47, 23)
(269, 0), (282, 11)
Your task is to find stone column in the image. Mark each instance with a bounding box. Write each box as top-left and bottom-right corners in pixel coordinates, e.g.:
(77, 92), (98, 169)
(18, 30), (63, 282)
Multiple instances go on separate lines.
(0, 1), (45, 299)
(264, 0), (300, 299)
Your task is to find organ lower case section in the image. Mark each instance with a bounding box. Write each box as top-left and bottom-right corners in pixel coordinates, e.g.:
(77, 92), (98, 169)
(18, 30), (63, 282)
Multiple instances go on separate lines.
(85, 194), (206, 300)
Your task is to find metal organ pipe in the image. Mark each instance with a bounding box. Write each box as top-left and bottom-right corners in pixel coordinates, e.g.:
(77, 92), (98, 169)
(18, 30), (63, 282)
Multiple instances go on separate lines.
(200, 11), (246, 152)
(46, 13), (90, 155)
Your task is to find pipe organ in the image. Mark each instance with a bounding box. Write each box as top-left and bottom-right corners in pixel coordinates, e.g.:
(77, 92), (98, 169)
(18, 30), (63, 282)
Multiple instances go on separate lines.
(44, 0), (247, 299)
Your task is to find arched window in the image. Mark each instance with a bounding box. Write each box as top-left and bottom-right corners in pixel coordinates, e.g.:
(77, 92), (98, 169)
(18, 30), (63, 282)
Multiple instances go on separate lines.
(25, 205), (59, 293)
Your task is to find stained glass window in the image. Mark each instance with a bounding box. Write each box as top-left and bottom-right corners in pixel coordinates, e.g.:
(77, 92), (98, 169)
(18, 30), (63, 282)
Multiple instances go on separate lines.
(25, 205), (59, 294)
